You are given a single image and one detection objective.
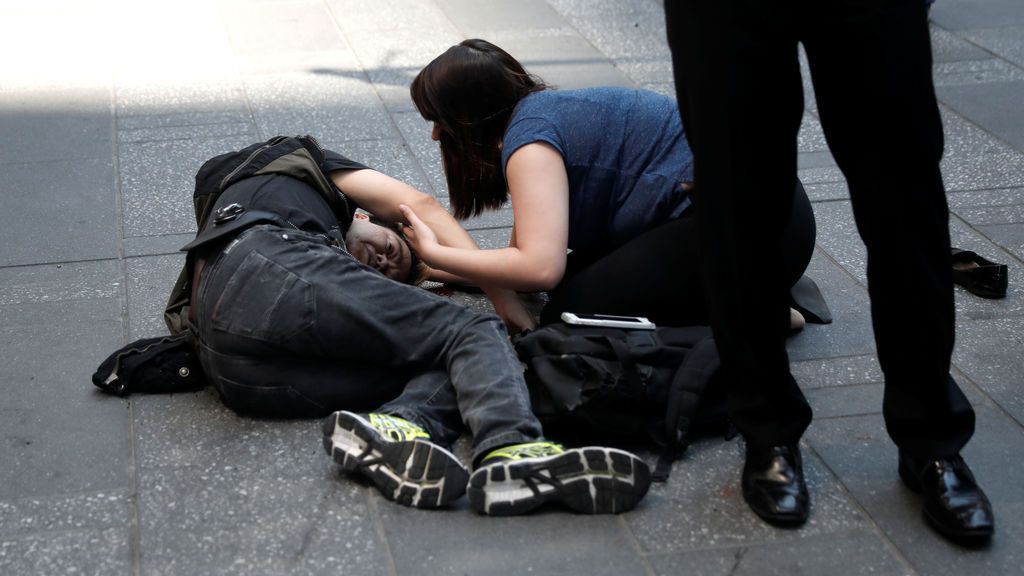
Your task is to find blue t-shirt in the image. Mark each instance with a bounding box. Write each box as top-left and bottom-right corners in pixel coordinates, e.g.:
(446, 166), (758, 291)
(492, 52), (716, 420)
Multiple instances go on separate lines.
(501, 87), (694, 252)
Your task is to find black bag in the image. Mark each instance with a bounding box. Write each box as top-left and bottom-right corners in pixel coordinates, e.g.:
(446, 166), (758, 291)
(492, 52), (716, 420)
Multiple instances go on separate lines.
(514, 324), (728, 481)
(92, 333), (206, 396)
(164, 135), (350, 335)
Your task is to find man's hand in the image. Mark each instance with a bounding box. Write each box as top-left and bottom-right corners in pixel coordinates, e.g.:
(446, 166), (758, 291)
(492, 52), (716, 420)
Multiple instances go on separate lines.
(491, 290), (537, 334)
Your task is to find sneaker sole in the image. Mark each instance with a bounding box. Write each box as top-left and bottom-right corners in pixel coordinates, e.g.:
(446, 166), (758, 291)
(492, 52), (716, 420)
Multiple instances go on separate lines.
(322, 411), (468, 509)
(467, 447), (651, 516)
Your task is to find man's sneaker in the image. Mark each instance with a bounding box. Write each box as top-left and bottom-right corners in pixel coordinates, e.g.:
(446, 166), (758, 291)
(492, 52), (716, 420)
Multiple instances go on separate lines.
(467, 442), (651, 516)
(322, 411), (468, 509)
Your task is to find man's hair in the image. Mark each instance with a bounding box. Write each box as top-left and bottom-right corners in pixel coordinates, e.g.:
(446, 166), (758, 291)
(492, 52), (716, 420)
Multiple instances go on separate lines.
(368, 216), (430, 285)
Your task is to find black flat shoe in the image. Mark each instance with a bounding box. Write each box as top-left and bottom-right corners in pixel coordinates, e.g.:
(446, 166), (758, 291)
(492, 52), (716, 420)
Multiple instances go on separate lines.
(898, 451), (995, 543)
(951, 248), (1008, 299)
(742, 444), (809, 526)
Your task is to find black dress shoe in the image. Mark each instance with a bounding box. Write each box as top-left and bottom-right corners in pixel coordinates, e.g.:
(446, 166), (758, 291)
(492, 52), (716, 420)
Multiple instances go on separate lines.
(742, 444), (809, 526)
(898, 452), (995, 543)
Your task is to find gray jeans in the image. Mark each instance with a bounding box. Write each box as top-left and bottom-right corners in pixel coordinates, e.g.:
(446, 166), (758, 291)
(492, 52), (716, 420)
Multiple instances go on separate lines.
(193, 225), (542, 461)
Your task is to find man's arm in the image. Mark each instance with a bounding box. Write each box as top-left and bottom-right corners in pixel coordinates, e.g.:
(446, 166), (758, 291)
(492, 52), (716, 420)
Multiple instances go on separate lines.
(331, 168), (536, 332)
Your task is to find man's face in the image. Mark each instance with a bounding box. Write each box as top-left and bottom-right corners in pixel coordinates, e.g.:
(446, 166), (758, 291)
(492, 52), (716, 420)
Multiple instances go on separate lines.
(345, 216), (412, 282)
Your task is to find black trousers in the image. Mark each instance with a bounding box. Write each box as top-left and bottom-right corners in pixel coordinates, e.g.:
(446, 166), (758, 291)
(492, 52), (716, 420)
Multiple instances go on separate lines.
(541, 181), (816, 328)
(664, 0), (974, 457)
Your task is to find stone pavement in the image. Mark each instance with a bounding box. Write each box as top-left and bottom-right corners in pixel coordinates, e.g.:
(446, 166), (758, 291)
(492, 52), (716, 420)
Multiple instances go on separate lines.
(1, 0), (1022, 574)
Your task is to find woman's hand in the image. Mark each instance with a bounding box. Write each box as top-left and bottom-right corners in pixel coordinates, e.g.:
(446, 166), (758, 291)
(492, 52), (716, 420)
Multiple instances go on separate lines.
(398, 204), (440, 263)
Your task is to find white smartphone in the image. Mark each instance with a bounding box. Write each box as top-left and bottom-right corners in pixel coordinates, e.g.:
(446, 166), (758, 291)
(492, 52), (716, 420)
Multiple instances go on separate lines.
(560, 312), (657, 330)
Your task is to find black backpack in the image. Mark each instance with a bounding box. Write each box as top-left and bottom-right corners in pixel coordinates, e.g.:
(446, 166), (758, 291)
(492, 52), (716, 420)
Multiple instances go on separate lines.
(165, 135), (351, 335)
(95, 135), (346, 397)
(514, 324), (729, 481)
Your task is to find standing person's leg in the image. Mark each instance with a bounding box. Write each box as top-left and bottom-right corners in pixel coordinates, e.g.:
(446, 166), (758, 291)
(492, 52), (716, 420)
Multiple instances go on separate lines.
(800, 0), (992, 540)
(665, 0), (812, 524)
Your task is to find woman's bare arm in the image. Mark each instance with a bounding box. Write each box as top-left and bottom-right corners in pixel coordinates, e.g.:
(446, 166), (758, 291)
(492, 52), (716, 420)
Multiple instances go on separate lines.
(401, 142), (570, 292)
(332, 168), (537, 331)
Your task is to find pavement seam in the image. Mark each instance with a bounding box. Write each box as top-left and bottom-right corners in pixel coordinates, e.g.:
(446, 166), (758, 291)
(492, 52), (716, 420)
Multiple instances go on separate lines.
(802, 442), (922, 576)
(616, 513), (657, 576)
(320, 0), (441, 198)
(364, 490), (400, 576)
(110, 71), (144, 576)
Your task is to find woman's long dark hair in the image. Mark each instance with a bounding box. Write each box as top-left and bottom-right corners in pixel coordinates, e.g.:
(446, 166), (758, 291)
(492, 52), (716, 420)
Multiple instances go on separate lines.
(411, 39), (548, 219)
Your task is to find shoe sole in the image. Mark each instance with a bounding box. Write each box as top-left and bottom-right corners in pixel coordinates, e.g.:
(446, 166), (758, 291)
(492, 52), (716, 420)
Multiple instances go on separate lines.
(898, 457), (994, 541)
(467, 447), (651, 516)
(322, 411), (468, 509)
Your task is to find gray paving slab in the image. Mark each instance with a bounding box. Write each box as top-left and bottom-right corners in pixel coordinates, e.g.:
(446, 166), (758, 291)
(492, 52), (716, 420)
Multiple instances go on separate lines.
(488, 34), (636, 89)
(123, 234), (194, 258)
(930, 26), (998, 63)
(930, 0), (1024, 30)
(808, 200), (1024, 321)
(0, 157), (120, 266)
(803, 181), (850, 202)
(784, 249), (877, 363)
(805, 407), (1024, 575)
(547, 0), (663, 18)
(220, 0), (347, 56)
(941, 104), (1024, 192)
(791, 354), (884, 389)
(376, 502), (650, 575)
(964, 26), (1024, 69)
(957, 204), (1024, 227)
(0, 86), (113, 164)
(954, 316), (1024, 426)
(949, 187), (1024, 225)
(439, 199), (514, 231)
(115, 80), (251, 131)
(435, 0), (567, 38)
(933, 59), (1024, 87)
(118, 122), (258, 144)
(625, 437), (869, 553)
(0, 528), (132, 576)
(792, 354), (987, 417)
(339, 23), (462, 113)
(133, 394), (389, 576)
(235, 49), (362, 77)
(798, 165), (846, 185)
(560, 11), (671, 85)
(0, 260), (128, 500)
(327, 0), (456, 34)
(321, 138), (434, 197)
(642, 82), (676, 99)
(469, 227), (514, 250)
(938, 81), (1024, 152)
(646, 530), (913, 576)
(119, 134), (255, 238)
(392, 111), (449, 197)
(126, 254), (186, 340)
(244, 73), (398, 142)
(798, 150), (837, 171)
(0, 491), (131, 537)
(976, 222), (1024, 263)
(798, 114), (830, 153)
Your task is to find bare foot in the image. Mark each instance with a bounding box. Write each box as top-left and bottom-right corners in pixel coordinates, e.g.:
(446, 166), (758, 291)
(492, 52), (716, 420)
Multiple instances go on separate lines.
(790, 308), (806, 332)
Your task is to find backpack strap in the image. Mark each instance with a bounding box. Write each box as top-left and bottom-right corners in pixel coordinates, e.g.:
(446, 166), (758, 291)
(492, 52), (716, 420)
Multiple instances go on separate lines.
(653, 334), (721, 482)
(600, 334), (645, 400)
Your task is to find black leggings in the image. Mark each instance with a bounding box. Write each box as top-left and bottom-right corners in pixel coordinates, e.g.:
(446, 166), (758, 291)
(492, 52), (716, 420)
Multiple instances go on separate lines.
(540, 181), (815, 326)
